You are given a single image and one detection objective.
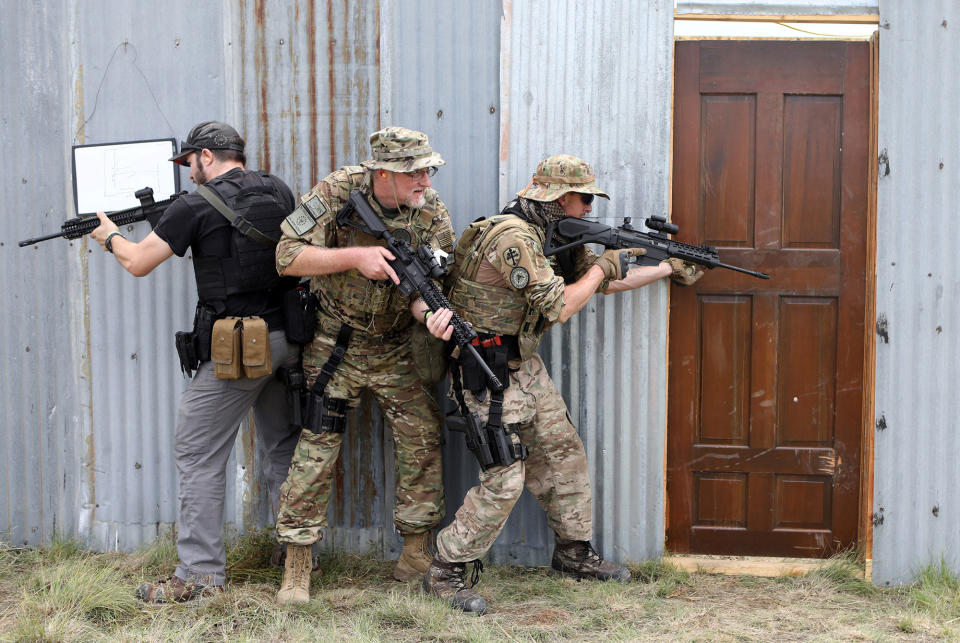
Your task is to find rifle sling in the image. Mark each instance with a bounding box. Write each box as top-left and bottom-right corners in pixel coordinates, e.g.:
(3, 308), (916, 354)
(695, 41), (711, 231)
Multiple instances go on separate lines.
(196, 184), (277, 249)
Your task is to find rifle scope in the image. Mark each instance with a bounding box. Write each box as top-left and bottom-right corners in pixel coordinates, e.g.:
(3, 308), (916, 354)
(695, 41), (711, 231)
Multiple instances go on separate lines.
(644, 215), (679, 235)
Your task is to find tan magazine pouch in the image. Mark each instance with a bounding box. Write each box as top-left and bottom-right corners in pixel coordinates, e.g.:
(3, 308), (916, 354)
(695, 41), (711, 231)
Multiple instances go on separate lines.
(241, 317), (272, 378)
(212, 317), (243, 379)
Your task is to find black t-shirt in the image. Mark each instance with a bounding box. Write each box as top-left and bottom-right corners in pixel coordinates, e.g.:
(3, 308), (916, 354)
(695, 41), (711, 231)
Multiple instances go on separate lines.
(153, 167), (296, 320)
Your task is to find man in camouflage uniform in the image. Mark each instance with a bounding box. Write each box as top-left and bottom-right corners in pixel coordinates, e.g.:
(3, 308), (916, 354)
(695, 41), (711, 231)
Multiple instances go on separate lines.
(273, 127), (456, 604)
(421, 154), (703, 615)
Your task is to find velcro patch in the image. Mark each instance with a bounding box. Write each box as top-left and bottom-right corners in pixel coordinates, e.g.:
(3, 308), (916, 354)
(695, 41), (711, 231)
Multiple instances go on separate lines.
(503, 246), (521, 267)
(286, 195), (329, 236)
(303, 194), (329, 220)
(510, 266), (530, 289)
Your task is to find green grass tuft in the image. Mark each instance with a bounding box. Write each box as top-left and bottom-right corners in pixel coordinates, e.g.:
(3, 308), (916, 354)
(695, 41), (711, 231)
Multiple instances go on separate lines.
(907, 558), (960, 620)
(805, 550), (878, 597)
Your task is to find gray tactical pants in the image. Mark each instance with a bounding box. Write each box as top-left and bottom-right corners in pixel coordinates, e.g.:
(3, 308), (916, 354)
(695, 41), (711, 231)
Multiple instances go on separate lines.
(173, 329), (299, 586)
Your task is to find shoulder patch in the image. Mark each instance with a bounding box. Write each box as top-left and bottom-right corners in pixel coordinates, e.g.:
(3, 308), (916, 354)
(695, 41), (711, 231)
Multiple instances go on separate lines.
(303, 194), (329, 220)
(502, 246), (522, 267)
(286, 195), (331, 236)
(285, 205), (316, 236)
(510, 266), (530, 289)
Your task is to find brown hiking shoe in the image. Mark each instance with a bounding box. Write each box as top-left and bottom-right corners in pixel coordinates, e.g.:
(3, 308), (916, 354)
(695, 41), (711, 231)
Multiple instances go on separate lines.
(135, 575), (224, 604)
(393, 532), (433, 581)
(277, 544), (313, 605)
(422, 558), (487, 616)
(551, 540), (631, 582)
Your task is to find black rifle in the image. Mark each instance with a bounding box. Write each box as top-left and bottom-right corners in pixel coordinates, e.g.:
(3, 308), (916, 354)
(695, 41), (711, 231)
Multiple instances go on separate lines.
(19, 187), (185, 247)
(544, 215), (770, 280)
(336, 190), (504, 391)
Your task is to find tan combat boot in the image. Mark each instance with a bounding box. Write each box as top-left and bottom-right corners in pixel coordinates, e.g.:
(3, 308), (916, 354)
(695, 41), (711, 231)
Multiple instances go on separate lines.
(393, 531), (434, 581)
(277, 544), (312, 604)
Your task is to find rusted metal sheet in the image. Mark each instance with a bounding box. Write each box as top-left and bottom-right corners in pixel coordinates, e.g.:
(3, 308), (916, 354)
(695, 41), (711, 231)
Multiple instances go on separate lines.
(872, 0), (960, 586)
(381, 0), (505, 559)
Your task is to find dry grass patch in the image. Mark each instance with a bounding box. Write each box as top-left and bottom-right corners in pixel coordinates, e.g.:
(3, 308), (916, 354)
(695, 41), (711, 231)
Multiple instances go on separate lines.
(0, 534), (959, 641)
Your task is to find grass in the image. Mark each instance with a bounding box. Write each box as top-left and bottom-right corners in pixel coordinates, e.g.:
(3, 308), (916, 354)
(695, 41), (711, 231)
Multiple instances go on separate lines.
(1, 532), (958, 641)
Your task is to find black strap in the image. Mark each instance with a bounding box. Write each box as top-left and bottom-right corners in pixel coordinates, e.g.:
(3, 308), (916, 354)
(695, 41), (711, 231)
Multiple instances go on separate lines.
(196, 184), (278, 249)
(310, 323), (354, 395)
(451, 352), (505, 432)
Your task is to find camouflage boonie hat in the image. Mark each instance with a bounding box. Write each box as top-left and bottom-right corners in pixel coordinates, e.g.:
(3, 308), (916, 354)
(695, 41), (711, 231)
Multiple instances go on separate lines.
(361, 126), (445, 173)
(518, 154), (610, 202)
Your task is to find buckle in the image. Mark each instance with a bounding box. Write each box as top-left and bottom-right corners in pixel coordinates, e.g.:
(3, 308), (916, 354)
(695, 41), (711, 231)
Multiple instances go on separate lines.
(471, 335), (502, 349)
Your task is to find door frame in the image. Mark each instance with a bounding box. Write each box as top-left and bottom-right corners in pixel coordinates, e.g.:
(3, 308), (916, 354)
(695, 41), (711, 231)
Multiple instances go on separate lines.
(667, 18), (880, 565)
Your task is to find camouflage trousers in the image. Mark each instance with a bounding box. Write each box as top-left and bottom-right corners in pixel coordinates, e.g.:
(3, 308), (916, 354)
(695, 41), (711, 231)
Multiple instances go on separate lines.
(436, 354), (592, 563)
(275, 325), (445, 545)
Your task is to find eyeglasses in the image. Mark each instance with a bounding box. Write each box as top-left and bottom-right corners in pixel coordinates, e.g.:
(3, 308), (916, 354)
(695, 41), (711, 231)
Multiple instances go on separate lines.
(579, 193), (594, 205)
(403, 166), (438, 180)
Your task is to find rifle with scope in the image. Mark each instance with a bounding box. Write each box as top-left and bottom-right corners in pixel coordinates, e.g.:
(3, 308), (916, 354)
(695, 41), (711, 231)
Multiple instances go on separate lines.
(544, 215), (770, 280)
(19, 187), (185, 247)
(335, 190), (504, 391)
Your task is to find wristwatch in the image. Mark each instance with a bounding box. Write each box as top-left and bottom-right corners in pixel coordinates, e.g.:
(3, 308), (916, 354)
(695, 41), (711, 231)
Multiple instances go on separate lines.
(105, 231), (124, 253)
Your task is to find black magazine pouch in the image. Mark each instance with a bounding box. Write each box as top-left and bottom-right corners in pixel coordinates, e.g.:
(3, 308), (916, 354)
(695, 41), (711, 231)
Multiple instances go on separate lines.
(282, 283), (317, 345)
(192, 302), (217, 363)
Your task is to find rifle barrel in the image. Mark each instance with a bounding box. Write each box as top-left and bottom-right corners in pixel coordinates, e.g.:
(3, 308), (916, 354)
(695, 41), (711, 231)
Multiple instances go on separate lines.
(19, 232), (65, 247)
(716, 262), (770, 279)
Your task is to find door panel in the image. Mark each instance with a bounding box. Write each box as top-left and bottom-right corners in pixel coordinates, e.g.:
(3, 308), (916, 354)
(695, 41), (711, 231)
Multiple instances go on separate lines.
(668, 41), (868, 557)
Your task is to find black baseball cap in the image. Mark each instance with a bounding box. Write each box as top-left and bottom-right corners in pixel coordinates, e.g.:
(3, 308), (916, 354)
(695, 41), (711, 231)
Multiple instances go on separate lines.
(169, 121), (245, 165)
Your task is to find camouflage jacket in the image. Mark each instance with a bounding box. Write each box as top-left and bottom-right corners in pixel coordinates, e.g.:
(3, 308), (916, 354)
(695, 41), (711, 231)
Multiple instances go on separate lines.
(276, 166), (456, 336)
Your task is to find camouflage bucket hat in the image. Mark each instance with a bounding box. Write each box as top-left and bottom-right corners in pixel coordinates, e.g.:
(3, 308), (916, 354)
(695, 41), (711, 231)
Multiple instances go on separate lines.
(361, 126), (445, 172)
(518, 154), (610, 202)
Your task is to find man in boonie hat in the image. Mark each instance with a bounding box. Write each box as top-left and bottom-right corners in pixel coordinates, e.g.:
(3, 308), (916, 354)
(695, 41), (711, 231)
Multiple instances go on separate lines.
(272, 126), (454, 604)
(418, 154), (686, 615)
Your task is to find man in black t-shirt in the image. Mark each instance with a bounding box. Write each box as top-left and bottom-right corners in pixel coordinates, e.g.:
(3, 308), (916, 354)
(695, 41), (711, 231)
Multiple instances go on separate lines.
(91, 121), (299, 603)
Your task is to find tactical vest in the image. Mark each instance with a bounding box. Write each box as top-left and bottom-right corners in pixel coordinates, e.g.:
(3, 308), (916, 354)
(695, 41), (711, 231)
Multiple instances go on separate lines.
(314, 167), (453, 336)
(448, 214), (559, 361)
(193, 171), (288, 315)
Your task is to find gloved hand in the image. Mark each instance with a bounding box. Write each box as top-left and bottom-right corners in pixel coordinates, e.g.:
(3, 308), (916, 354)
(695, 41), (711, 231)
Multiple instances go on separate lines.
(594, 248), (646, 281)
(666, 257), (705, 286)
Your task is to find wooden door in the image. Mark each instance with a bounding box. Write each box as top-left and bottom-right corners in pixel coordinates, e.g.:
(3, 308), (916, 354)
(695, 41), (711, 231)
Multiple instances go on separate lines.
(667, 41), (869, 557)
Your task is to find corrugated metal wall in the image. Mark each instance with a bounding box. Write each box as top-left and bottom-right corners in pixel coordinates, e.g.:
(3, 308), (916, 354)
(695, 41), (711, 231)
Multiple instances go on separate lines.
(385, 0), (673, 565)
(381, 0), (508, 558)
(872, 0), (960, 586)
(3, 0), (673, 565)
(14, 0), (959, 587)
(2, 0), (81, 548)
(496, 0), (674, 564)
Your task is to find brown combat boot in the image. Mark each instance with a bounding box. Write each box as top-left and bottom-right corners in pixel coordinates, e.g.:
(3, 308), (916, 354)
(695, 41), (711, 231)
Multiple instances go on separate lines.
(551, 539), (631, 582)
(393, 531), (434, 581)
(277, 544), (313, 604)
(422, 557), (487, 616)
(135, 575), (224, 604)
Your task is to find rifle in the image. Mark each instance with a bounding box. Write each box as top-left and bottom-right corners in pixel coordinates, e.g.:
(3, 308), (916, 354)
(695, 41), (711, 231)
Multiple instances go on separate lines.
(543, 215), (770, 280)
(336, 190), (504, 391)
(19, 187), (185, 247)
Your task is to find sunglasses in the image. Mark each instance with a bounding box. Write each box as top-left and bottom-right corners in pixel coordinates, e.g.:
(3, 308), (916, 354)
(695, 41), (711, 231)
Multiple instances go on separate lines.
(403, 166), (439, 180)
(579, 193), (594, 205)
